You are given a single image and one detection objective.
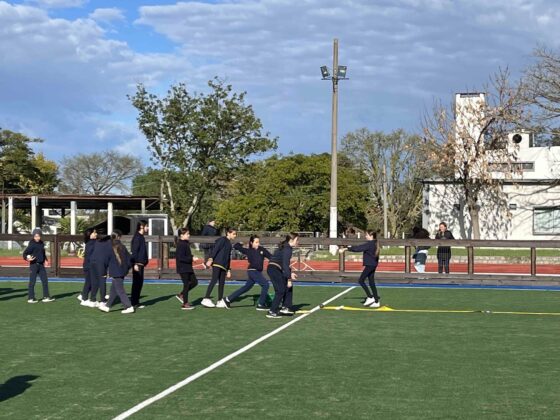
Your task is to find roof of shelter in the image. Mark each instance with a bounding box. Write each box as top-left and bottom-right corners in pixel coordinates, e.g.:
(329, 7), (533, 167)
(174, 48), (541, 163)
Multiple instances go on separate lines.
(0, 194), (160, 210)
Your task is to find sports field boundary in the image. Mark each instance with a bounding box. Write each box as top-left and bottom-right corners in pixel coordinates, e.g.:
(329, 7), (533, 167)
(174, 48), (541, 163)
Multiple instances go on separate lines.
(111, 286), (356, 420)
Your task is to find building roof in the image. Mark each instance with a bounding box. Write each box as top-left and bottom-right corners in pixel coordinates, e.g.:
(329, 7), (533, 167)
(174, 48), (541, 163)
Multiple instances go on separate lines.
(0, 194), (160, 210)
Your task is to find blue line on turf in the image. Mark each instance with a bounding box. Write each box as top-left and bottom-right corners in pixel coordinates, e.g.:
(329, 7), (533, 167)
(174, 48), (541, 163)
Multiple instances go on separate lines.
(1, 277), (560, 291)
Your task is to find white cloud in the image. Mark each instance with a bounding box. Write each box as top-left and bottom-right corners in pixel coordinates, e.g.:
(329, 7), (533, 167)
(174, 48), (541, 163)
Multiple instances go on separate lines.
(89, 7), (125, 23)
(27, 0), (86, 8)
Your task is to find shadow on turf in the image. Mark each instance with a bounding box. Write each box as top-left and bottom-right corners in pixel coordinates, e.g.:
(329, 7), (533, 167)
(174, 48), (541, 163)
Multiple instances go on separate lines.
(0, 292), (28, 302)
(0, 288), (26, 296)
(141, 294), (176, 307)
(52, 291), (81, 300)
(0, 375), (39, 403)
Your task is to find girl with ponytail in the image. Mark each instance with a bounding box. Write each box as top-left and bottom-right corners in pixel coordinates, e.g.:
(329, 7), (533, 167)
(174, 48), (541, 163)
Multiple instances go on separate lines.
(266, 233), (299, 319)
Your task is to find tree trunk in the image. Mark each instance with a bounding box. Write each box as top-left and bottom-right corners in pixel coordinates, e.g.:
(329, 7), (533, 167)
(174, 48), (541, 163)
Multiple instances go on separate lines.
(182, 192), (203, 228)
(468, 205), (481, 239)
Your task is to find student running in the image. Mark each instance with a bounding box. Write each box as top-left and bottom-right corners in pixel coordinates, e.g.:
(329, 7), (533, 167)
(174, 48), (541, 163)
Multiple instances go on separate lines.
(340, 231), (381, 307)
(23, 228), (54, 303)
(79, 228), (98, 307)
(223, 235), (272, 311)
(266, 233), (299, 319)
(98, 231), (134, 314)
(202, 228), (237, 308)
(175, 228), (198, 310)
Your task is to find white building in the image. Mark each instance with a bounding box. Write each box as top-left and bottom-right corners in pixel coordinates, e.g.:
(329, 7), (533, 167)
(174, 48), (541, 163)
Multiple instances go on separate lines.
(423, 93), (560, 240)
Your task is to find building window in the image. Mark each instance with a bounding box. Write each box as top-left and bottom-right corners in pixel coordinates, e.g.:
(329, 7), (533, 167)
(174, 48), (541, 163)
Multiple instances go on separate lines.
(534, 208), (560, 234)
(490, 162), (534, 172)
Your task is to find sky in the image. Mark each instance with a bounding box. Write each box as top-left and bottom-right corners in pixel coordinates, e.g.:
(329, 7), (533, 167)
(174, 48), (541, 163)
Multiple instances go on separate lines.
(1, 0), (559, 165)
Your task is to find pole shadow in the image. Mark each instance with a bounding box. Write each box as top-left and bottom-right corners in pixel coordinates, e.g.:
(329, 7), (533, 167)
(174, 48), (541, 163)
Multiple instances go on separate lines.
(0, 375), (39, 403)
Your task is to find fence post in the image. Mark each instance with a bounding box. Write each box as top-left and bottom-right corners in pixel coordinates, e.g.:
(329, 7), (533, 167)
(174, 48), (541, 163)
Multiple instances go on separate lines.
(467, 246), (474, 276)
(530, 247), (537, 276)
(405, 246), (411, 273)
(158, 236), (164, 279)
(339, 250), (345, 272)
(53, 235), (60, 277)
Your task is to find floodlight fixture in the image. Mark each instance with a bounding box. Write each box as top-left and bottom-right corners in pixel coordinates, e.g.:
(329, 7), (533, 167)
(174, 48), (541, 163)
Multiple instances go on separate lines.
(320, 65), (330, 79)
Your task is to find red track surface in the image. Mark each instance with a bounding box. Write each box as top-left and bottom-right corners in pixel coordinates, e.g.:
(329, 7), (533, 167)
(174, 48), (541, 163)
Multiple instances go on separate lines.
(2, 256), (559, 275)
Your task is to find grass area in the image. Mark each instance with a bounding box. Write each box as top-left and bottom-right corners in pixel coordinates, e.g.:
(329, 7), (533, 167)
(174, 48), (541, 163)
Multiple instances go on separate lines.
(1, 281), (559, 419)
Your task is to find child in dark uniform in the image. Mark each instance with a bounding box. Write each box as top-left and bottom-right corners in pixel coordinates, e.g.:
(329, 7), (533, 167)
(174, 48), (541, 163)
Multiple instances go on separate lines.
(79, 228), (98, 307)
(202, 228), (237, 308)
(175, 228), (198, 310)
(340, 231), (381, 307)
(266, 233), (299, 319)
(23, 228), (54, 303)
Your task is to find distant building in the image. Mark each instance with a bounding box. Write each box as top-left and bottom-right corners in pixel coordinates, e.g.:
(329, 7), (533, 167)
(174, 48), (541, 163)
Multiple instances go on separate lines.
(423, 93), (560, 240)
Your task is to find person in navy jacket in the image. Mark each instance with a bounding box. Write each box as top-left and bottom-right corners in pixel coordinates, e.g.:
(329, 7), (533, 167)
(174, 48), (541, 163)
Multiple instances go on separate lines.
(175, 228), (198, 310)
(79, 228), (98, 307)
(224, 235), (272, 310)
(98, 231), (134, 314)
(266, 233), (299, 319)
(23, 228), (54, 303)
(130, 221), (149, 308)
(90, 234), (112, 304)
(340, 231), (381, 307)
(202, 228), (237, 308)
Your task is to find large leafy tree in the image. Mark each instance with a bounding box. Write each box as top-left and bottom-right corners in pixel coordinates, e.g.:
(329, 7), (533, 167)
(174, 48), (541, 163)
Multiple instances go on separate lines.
(0, 129), (59, 194)
(215, 153), (369, 232)
(58, 151), (144, 195)
(130, 78), (277, 231)
(342, 128), (430, 237)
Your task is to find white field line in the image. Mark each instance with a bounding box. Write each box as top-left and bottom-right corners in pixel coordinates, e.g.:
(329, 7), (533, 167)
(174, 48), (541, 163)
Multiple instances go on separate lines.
(113, 286), (356, 420)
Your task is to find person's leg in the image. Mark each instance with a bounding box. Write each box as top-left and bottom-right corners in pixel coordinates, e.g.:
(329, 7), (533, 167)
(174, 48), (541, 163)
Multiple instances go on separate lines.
(180, 272), (191, 302)
(205, 267), (221, 298)
(107, 279), (118, 307)
(367, 267), (380, 302)
(99, 275), (107, 303)
(282, 278), (293, 309)
(38, 265), (50, 298)
(444, 255), (450, 274)
(358, 267), (374, 298)
(90, 265), (100, 302)
(251, 271), (270, 306)
(268, 267), (286, 314)
(217, 269), (227, 300)
(227, 274), (256, 302)
(437, 253), (444, 273)
(131, 266), (144, 306)
(114, 277), (132, 308)
(28, 264), (38, 300)
(81, 270), (92, 300)
(188, 273), (198, 291)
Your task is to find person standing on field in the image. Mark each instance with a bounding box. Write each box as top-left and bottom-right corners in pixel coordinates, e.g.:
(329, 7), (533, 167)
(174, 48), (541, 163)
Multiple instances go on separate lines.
(131, 220), (149, 309)
(23, 228), (54, 303)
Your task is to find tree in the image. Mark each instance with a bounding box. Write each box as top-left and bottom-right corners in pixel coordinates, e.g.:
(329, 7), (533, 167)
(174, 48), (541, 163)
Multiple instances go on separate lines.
(130, 78), (277, 232)
(524, 46), (560, 144)
(0, 129), (59, 194)
(58, 151), (144, 195)
(215, 153), (369, 232)
(341, 128), (430, 237)
(422, 70), (529, 239)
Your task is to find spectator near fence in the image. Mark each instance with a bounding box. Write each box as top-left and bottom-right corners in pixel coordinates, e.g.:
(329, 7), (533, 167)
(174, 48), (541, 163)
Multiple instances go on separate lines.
(201, 219), (218, 265)
(412, 226), (431, 273)
(435, 222), (454, 274)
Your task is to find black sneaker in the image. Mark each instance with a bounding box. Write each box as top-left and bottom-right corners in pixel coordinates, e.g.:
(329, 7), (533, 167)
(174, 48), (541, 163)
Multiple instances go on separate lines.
(266, 311), (281, 319)
(256, 304), (269, 311)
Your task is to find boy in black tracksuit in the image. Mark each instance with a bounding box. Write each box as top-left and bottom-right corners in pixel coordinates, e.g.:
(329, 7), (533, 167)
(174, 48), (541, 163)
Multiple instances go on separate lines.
(90, 235), (112, 304)
(23, 228), (54, 303)
(224, 237), (272, 310)
(266, 233), (299, 318)
(202, 228), (237, 308)
(342, 231), (381, 307)
(175, 228), (198, 310)
(98, 231), (134, 314)
(131, 221), (149, 308)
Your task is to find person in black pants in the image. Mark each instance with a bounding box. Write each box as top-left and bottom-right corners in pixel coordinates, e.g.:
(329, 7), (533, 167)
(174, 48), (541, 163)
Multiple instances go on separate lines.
(224, 235), (272, 311)
(90, 234), (112, 305)
(435, 222), (454, 274)
(175, 228), (198, 310)
(266, 233), (299, 319)
(79, 228), (98, 307)
(340, 231), (381, 307)
(23, 228), (54, 303)
(202, 228), (237, 308)
(201, 219), (218, 266)
(98, 230), (134, 314)
(130, 220), (149, 309)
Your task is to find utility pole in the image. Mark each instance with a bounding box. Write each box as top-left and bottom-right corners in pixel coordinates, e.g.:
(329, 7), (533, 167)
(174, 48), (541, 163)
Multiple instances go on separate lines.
(383, 164), (388, 239)
(329, 39), (339, 241)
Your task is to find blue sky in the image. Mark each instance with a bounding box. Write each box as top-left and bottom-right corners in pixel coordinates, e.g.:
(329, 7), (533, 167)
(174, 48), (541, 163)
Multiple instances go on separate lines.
(1, 0), (559, 164)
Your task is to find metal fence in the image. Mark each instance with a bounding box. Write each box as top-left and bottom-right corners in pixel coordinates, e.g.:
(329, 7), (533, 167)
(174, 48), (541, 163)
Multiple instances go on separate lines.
(1, 234), (559, 287)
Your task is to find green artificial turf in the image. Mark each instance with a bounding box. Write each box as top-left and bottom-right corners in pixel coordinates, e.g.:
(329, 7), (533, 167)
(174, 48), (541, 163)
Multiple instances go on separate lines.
(1, 281), (559, 419)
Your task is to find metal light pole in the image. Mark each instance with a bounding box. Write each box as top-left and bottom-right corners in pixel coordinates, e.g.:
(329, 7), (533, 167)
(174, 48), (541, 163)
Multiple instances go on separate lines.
(321, 39), (348, 241)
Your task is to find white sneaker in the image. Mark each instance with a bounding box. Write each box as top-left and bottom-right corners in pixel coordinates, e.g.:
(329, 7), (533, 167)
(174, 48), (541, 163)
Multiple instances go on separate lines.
(369, 300), (381, 308)
(363, 297), (375, 306)
(42, 297), (55, 303)
(216, 299), (229, 309)
(121, 307), (135, 314)
(92, 301), (100, 308)
(80, 300), (94, 308)
(27, 299), (38, 304)
(77, 294), (83, 302)
(98, 303), (110, 313)
(201, 298), (215, 308)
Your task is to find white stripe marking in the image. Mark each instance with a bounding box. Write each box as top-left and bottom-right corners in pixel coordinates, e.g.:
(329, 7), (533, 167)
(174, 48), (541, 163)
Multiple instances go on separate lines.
(113, 286), (356, 419)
